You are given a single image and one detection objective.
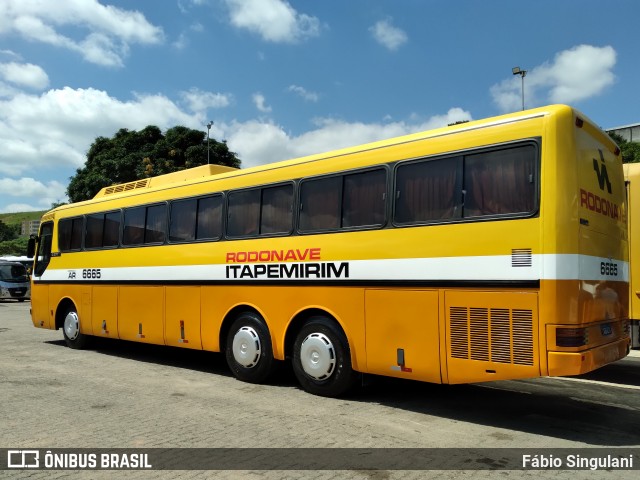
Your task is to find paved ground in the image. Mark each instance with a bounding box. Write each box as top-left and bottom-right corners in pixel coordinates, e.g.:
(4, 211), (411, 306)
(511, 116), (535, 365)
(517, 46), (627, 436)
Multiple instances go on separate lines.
(1, 301), (639, 479)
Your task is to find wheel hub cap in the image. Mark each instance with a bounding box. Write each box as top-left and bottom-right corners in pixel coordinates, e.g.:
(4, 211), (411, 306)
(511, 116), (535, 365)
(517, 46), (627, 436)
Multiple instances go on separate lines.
(232, 326), (261, 368)
(64, 312), (80, 340)
(300, 333), (335, 380)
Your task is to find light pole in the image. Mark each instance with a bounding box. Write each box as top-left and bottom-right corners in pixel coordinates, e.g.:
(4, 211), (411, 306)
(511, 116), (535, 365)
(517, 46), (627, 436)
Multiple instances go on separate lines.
(206, 121), (213, 164)
(512, 67), (527, 111)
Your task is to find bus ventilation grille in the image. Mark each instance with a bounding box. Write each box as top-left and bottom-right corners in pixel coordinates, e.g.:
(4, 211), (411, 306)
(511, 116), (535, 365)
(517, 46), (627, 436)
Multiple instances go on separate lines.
(511, 248), (532, 267)
(104, 179), (150, 195)
(449, 307), (534, 365)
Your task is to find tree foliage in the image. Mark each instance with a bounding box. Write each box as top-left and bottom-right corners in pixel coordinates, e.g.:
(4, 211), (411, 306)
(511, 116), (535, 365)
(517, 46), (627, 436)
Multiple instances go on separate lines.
(608, 132), (640, 164)
(67, 125), (241, 202)
(0, 237), (29, 256)
(0, 220), (19, 242)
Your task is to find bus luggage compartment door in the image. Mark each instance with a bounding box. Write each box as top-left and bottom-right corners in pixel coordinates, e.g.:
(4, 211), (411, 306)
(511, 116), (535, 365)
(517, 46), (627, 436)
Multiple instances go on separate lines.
(364, 289), (441, 383)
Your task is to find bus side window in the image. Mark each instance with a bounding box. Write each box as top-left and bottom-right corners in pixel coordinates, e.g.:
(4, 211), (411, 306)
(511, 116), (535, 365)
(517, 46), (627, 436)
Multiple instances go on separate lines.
(170, 199), (197, 242)
(261, 184), (293, 234)
(196, 195), (223, 240)
(144, 204), (167, 244)
(58, 217), (84, 251)
(342, 169), (387, 228)
(394, 157), (462, 224)
(463, 145), (536, 217)
(227, 189), (260, 237)
(122, 207), (145, 245)
(299, 176), (341, 231)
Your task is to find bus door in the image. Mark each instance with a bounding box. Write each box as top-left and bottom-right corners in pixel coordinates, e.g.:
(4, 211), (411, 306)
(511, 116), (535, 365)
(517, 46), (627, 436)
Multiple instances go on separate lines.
(31, 222), (53, 328)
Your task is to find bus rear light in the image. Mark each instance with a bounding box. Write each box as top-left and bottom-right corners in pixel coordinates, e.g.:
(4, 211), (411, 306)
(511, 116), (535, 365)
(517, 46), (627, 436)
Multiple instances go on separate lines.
(622, 319), (630, 336)
(556, 327), (588, 347)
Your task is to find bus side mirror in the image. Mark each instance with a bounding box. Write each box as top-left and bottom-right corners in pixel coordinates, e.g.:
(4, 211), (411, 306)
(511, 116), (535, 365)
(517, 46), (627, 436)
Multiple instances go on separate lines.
(27, 236), (37, 258)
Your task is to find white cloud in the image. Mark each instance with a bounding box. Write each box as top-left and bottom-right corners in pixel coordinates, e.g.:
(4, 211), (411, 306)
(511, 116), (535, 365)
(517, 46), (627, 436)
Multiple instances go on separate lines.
(491, 45), (616, 112)
(288, 85), (319, 102)
(0, 87), (199, 179)
(223, 0), (320, 43)
(222, 108), (472, 168)
(252, 93), (272, 113)
(369, 19), (408, 51)
(0, 0), (164, 67)
(0, 177), (66, 212)
(0, 62), (49, 90)
(180, 87), (233, 113)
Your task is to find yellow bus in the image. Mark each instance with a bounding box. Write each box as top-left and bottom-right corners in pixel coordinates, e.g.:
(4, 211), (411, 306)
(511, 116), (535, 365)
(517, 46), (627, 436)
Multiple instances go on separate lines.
(28, 104), (631, 397)
(624, 162), (640, 348)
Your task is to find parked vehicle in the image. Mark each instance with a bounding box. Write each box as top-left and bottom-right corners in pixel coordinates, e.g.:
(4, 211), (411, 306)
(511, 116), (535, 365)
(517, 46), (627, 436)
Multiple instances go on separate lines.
(0, 261), (31, 301)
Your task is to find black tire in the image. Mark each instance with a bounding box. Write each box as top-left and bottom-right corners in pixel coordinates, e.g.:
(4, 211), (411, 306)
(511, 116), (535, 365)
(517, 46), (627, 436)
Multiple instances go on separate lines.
(61, 304), (88, 349)
(292, 316), (358, 397)
(225, 312), (276, 384)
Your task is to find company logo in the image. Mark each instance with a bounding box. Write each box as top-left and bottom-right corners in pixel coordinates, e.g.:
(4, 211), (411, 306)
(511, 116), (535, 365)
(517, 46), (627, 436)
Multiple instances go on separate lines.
(7, 450), (39, 468)
(593, 149), (612, 194)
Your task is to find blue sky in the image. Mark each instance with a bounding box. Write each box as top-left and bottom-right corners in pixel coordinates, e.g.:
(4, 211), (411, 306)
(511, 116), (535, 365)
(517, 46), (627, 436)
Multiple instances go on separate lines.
(1, 0), (639, 212)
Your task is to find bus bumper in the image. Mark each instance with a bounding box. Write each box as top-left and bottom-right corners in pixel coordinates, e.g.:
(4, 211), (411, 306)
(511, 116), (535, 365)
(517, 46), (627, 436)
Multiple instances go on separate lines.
(547, 338), (631, 377)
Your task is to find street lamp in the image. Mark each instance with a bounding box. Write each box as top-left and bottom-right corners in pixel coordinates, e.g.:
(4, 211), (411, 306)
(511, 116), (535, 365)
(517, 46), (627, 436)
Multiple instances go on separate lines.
(512, 67), (527, 111)
(206, 121), (213, 164)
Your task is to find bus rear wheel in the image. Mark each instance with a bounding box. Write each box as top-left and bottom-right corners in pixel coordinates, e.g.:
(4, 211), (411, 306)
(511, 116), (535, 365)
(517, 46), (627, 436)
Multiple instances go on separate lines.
(292, 316), (358, 398)
(62, 305), (88, 349)
(225, 312), (276, 384)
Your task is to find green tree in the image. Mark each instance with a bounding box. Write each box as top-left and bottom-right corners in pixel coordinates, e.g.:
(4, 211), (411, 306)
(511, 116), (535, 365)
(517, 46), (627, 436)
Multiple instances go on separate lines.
(0, 220), (19, 242)
(67, 125), (241, 202)
(608, 132), (640, 163)
(0, 237), (29, 256)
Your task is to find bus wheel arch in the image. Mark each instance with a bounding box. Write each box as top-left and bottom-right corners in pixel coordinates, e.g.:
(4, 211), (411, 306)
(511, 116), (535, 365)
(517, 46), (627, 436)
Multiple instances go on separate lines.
(286, 309), (359, 397)
(56, 298), (89, 350)
(222, 306), (277, 384)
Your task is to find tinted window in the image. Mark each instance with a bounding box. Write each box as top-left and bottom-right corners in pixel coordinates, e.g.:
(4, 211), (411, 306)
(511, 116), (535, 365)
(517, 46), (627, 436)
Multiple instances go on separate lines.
(169, 199), (197, 242)
(144, 204), (166, 243)
(261, 184), (293, 234)
(34, 222), (53, 277)
(343, 169), (386, 227)
(227, 189), (260, 237)
(300, 169), (387, 232)
(395, 158), (462, 224)
(169, 195), (223, 242)
(196, 195), (223, 240)
(394, 143), (537, 224)
(122, 207), (145, 245)
(299, 176), (341, 231)
(85, 211), (120, 248)
(463, 145), (536, 217)
(58, 217), (83, 251)
(123, 205), (166, 245)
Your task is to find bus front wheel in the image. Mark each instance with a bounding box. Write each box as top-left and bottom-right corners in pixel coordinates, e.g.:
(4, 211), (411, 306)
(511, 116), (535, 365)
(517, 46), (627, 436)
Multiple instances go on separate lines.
(225, 312), (276, 384)
(62, 305), (88, 349)
(292, 316), (358, 397)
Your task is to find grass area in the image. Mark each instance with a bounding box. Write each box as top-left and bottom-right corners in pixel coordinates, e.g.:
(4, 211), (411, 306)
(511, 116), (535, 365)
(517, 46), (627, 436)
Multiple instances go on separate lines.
(0, 211), (45, 226)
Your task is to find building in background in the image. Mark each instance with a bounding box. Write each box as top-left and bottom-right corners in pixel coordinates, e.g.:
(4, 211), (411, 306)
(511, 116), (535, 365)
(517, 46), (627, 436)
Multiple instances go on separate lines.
(608, 122), (640, 142)
(21, 220), (40, 236)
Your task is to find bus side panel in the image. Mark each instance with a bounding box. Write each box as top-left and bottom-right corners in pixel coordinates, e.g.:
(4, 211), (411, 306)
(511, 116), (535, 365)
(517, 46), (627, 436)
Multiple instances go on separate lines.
(445, 290), (540, 384)
(364, 289), (441, 383)
(92, 286), (119, 339)
(624, 163), (640, 347)
(165, 286), (202, 349)
(117, 286), (164, 344)
(30, 282), (50, 329)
